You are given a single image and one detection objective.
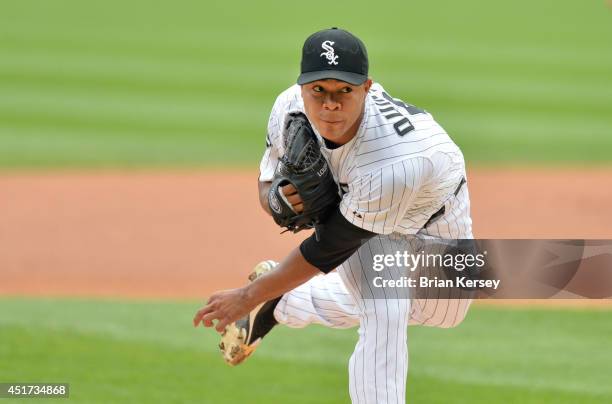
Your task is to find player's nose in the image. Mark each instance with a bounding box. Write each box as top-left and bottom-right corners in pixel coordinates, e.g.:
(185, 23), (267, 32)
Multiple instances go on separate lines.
(322, 95), (340, 110)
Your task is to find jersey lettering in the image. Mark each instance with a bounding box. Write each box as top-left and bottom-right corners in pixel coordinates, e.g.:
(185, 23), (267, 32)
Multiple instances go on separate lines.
(372, 92), (426, 137)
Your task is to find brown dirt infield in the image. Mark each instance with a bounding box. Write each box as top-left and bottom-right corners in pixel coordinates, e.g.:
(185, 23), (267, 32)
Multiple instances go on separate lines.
(1, 168), (611, 306)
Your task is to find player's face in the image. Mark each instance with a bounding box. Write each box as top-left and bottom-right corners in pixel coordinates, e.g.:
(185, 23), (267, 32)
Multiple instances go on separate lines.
(301, 78), (372, 145)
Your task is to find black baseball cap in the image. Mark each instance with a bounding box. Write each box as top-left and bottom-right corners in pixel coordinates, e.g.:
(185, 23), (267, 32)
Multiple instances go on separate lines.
(297, 27), (369, 86)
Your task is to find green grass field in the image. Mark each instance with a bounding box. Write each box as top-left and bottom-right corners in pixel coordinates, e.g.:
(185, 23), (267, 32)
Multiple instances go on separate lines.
(1, 0), (611, 168)
(2, 2), (611, 403)
(1, 298), (611, 403)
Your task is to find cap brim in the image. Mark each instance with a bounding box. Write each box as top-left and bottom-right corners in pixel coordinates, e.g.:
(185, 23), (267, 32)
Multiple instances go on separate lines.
(297, 70), (367, 86)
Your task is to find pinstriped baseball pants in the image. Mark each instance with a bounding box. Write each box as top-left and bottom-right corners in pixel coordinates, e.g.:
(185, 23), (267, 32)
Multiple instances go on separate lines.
(274, 235), (473, 404)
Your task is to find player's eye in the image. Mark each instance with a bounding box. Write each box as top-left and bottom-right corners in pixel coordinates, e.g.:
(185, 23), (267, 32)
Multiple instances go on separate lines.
(340, 87), (352, 93)
(313, 85), (324, 93)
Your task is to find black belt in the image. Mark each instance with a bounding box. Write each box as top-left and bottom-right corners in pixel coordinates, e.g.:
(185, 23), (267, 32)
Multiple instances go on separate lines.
(422, 176), (466, 229)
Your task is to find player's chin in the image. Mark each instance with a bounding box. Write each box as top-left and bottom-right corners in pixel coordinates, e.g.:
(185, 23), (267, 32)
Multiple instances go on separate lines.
(318, 121), (346, 139)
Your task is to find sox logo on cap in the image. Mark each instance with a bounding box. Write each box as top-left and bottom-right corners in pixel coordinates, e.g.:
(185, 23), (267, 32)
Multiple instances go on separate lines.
(320, 40), (339, 65)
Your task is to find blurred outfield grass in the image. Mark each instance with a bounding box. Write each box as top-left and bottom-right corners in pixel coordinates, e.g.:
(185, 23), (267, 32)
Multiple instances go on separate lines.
(1, 298), (611, 403)
(1, 0), (611, 169)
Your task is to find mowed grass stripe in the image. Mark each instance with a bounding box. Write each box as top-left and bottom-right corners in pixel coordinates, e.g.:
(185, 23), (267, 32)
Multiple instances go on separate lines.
(2, 41), (609, 109)
(2, 325), (605, 404)
(2, 82), (609, 140)
(408, 374), (609, 404)
(0, 298), (354, 364)
(0, 298), (611, 403)
(0, 326), (349, 404)
(0, 51), (295, 87)
(3, 59), (611, 115)
(0, 87), (270, 127)
(2, 98), (610, 143)
(409, 307), (612, 396)
(3, 30), (611, 85)
(1, 117), (609, 165)
(2, 0), (610, 46)
(3, 30), (612, 72)
(1, 113), (609, 166)
(1, 0), (611, 167)
(0, 130), (262, 168)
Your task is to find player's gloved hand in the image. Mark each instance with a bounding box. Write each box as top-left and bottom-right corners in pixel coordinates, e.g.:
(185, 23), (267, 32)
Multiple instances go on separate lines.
(281, 184), (303, 213)
(268, 112), (340, 238)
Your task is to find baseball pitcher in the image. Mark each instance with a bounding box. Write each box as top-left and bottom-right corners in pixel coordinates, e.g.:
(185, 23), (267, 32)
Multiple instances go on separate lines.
(194, 27), (473, 404)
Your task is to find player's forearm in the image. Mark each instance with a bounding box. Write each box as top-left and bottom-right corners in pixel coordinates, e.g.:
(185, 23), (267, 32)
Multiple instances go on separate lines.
(258, 180), (272, 216)
(244, 247), (320, 306)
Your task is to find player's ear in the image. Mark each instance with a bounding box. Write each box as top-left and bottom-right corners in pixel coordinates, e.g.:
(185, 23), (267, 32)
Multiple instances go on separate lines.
(363, 78), (373, 93)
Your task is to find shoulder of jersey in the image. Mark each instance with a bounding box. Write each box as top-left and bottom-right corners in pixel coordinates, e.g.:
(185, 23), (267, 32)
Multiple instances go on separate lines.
(352, 83), (459, 173)
(367, 83), (436, 133)
(267, 85), (304, 147)
(272, 84), (304, 117)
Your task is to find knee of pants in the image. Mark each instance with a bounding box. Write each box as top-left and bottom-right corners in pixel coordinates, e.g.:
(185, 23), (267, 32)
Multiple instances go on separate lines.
(437, 300), (472, 329)
(363, 299), (411, 329)
(410, 298), (472, 329)
(438, 315), (466, 329)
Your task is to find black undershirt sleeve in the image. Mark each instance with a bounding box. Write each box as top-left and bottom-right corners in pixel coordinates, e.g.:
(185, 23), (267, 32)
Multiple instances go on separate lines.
(299, 208), (377, 273)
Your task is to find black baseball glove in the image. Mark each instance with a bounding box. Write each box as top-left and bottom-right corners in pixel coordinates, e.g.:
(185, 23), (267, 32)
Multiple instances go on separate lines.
(268, 112), (340, 238)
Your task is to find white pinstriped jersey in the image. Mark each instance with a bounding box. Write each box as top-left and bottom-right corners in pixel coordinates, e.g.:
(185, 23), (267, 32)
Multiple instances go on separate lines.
(259, 83), (472, 239)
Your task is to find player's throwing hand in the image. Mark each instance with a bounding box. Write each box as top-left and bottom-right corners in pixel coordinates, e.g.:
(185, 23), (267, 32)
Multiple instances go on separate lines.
(193, 288), (255, 333)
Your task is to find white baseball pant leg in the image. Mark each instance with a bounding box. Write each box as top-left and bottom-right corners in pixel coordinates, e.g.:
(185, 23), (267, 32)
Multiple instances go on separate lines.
(273, 236), (472, 404)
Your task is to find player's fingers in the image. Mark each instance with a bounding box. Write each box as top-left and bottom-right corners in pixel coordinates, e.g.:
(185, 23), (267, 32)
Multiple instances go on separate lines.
(293, 202), (304, 213)
(193, 308), (205, 326)
(201, 311), (219, 328)
(216, 318), (231, 333)
(193, 304), (215, 327)
(281, 183), (298, 196)
(193, 310), (206, 327)
(206, 293), (220, 304)
(286, 192), (302, 205)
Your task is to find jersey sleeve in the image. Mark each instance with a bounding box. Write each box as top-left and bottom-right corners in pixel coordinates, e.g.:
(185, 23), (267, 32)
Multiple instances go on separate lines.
(339, 158), (433, 235)
(258, 137), (279, 182)
(258, 85), (306, 182)
(258, 96), (284, 182)
(300, 208), (376, 273)
(259, 85), (305, 182)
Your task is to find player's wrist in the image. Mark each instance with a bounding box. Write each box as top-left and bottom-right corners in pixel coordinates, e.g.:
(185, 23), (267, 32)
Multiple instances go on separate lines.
(241, 283), (261, 310)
